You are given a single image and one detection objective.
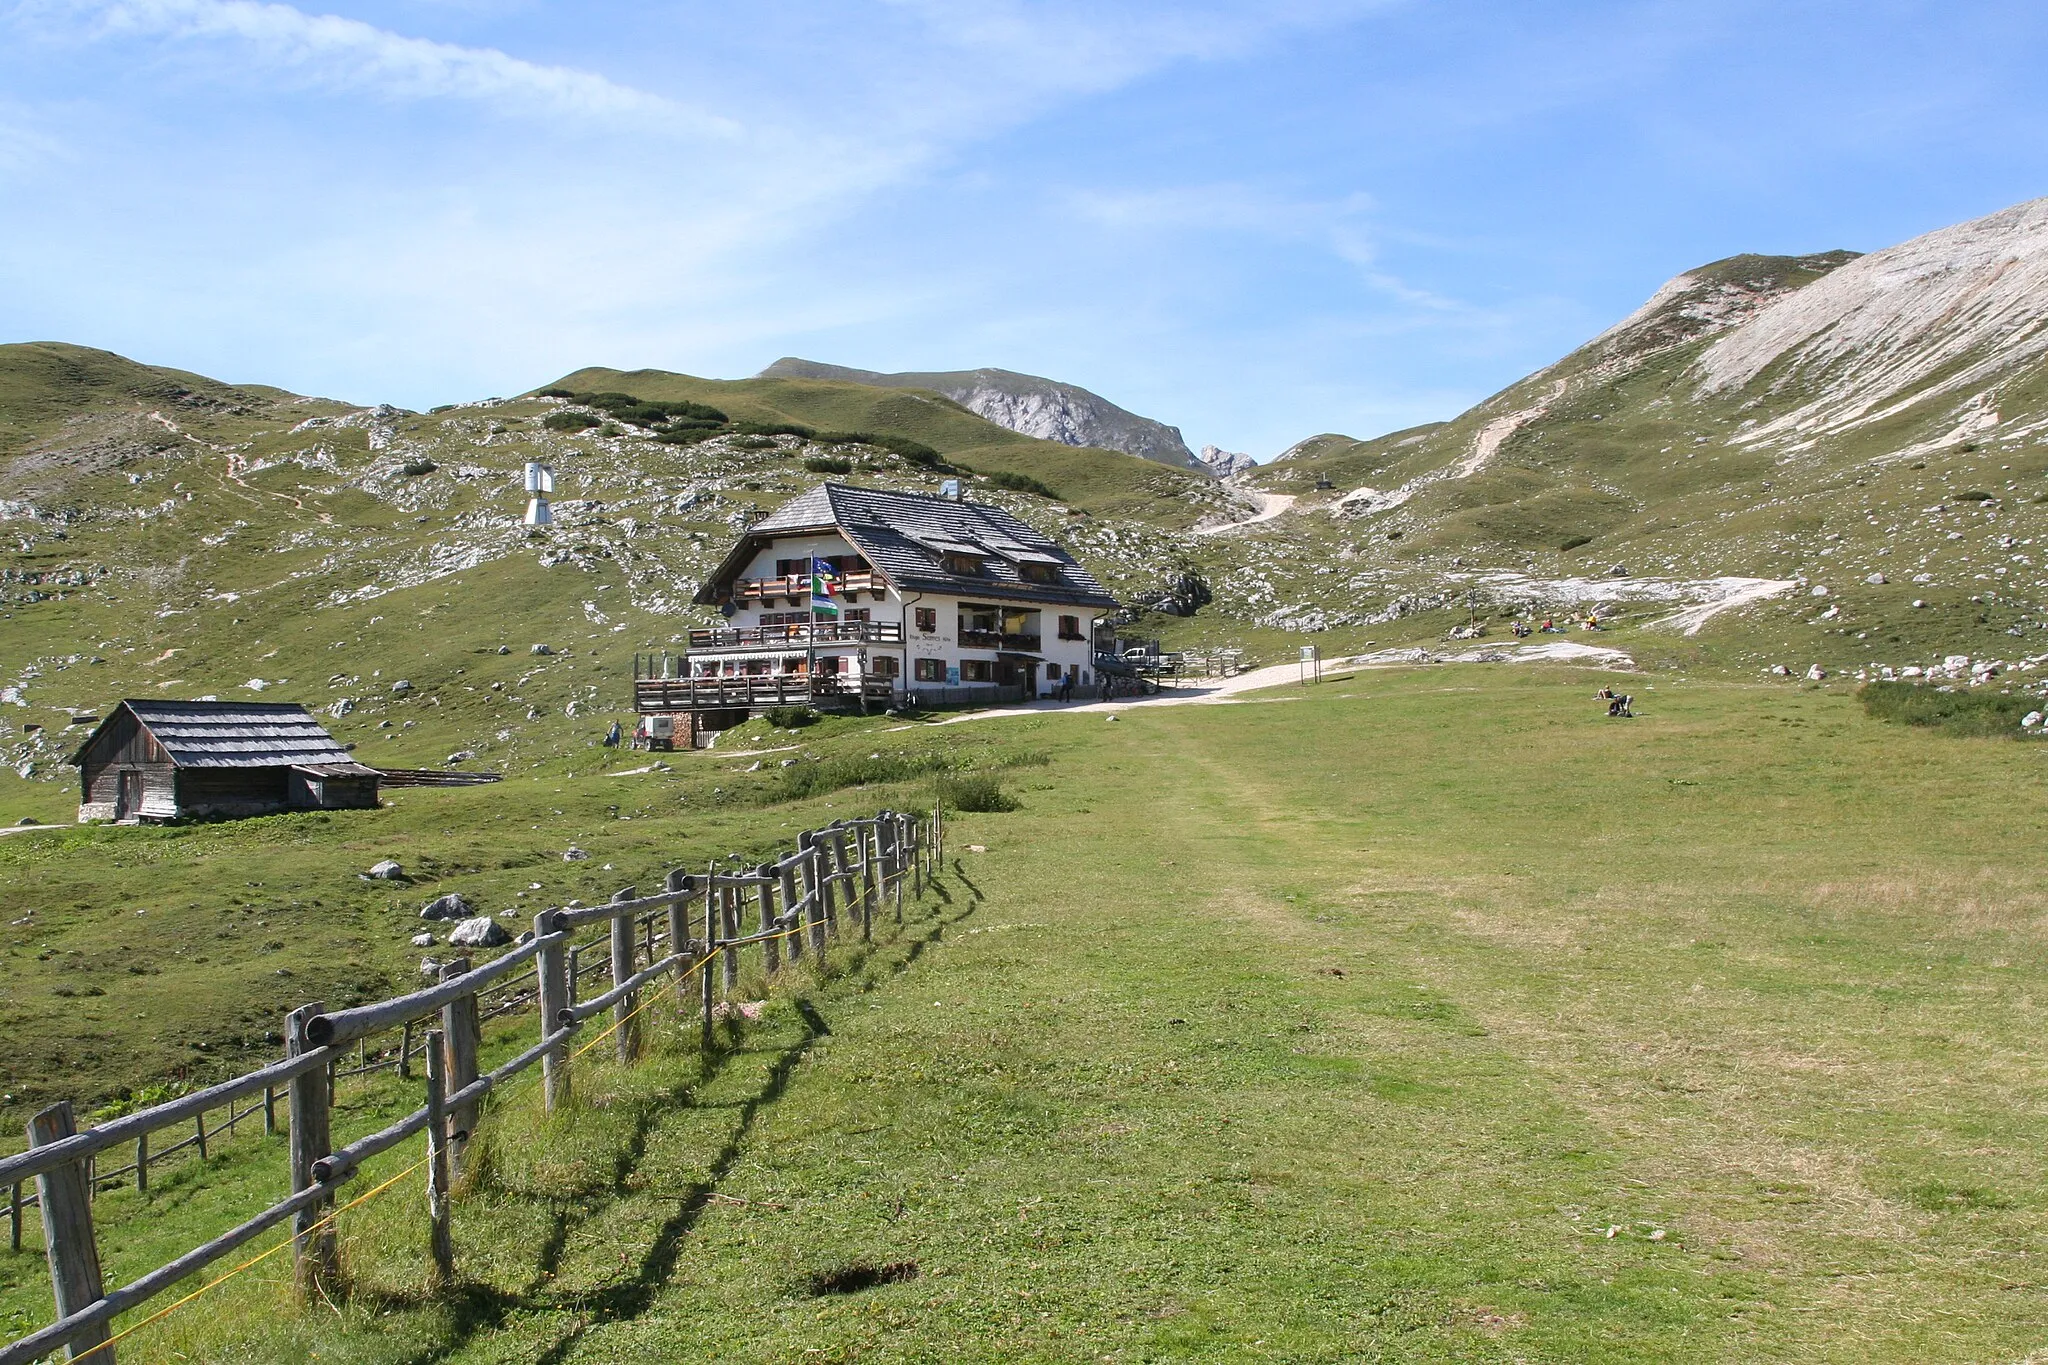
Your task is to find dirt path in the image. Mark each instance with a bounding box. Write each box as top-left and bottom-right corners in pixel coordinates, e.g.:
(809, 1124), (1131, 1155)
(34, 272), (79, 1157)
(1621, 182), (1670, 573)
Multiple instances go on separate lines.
(1192, 492), (1296, 536)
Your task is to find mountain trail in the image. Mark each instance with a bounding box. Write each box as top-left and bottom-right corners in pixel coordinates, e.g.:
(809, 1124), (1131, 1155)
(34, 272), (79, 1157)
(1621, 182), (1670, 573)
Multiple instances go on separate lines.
(1192, 492), (1296, 536)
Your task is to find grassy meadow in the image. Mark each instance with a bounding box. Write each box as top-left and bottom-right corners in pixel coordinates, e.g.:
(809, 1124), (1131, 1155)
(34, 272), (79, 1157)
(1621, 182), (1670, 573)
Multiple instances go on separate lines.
(4, 664), (2048, 1361)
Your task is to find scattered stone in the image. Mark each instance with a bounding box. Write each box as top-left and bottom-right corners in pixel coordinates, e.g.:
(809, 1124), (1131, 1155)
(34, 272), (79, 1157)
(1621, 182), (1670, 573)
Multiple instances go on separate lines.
(497, 645), (511, 655)
(967, 844), (988, 853)
(1806, 665), (1827, 681)
(1105, 714), (1120, 722)
(1770, 664), (1790, 676)
(411, 932), (436, 947)
(328, 697), (355, 719)
(747, 760), (762, 772)
(779, 758), (798, 768)
(563, 847), (590, 862)
(16, 816), (36, 826)
(2023, 712), (2044, 729)
(1810, 585), (1829, 597)
(448, 916), (512, 948)
(530, 643), (554, 656)
(1608, 564), (1628, 577)
(1866, 572), (1887, 585)
(420, 893), (471, 921)
(366, 859), (404, 880)
(390, 679), (413, 694)
(445, 750), (475, 763)
(1912, 599), (1929, 608)
(419, 957), (443, 978)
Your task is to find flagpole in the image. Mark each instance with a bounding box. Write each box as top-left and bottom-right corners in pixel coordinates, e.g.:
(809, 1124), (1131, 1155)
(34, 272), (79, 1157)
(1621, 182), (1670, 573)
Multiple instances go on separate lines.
(807, 557), (816, 706)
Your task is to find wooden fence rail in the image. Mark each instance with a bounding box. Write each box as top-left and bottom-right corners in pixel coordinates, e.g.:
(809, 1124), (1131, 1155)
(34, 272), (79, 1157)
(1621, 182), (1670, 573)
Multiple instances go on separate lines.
(0, 804), (944, 1365)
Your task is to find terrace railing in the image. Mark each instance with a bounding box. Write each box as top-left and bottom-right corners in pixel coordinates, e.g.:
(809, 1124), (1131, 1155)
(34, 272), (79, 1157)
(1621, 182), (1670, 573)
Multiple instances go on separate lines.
(729, 571), (881, 603)
(0, 807), (941, 1365)
(632, 674), (896, 714)
(680, 620), (904, 651)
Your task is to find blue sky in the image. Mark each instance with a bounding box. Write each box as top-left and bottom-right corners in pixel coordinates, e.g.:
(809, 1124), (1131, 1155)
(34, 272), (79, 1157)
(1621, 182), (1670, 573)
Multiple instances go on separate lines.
(3, 1), (2046, 458)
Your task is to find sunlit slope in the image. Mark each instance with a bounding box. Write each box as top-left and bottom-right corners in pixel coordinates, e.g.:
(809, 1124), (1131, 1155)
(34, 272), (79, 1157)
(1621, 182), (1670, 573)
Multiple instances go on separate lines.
(544, 366), (1220, 525)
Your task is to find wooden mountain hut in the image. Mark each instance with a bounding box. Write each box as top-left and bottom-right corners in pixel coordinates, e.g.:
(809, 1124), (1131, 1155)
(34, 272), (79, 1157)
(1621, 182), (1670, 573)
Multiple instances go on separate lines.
(70, 699), (381, 823)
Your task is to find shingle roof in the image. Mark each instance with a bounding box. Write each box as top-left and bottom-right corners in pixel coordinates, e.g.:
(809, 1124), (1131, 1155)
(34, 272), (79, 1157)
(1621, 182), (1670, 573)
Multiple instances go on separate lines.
(74, 700), (360, 769)
(706, 483), (1120, 611)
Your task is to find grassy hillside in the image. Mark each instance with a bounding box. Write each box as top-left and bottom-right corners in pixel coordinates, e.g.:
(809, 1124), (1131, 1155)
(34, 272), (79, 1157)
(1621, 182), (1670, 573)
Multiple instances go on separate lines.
(545, 366), (1221, 524)
(7, 668), (2048, 1360)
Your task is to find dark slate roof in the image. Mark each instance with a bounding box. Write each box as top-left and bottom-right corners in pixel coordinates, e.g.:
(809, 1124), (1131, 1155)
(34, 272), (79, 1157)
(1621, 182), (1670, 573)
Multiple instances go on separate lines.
(72, 700), (361, 769)
(700, 483), (1120, 611)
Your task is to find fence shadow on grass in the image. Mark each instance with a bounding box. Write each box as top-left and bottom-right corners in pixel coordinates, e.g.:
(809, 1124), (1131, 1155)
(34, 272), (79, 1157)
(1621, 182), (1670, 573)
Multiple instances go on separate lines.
(377, 875), (978, 1365)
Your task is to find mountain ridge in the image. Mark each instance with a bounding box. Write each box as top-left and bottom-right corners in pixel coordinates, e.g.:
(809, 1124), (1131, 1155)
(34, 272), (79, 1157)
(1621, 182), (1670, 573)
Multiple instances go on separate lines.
(758, 357), (1201, 471)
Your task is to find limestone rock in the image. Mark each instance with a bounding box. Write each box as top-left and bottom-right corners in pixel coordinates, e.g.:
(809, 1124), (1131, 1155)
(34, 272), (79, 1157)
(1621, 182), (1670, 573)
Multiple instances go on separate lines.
(420, 893), (471, 921)
(448, 915), (512, 948)
(367, 859), (404, 880)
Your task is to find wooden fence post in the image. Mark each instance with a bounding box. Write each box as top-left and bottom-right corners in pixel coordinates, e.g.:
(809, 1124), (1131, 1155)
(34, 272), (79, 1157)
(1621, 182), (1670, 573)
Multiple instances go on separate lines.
(27, 1101), (110, 1363)
(438, 959), (479, 1174)
(194, 1111), (207, 1163)
(778, 858), (803, 963)
(699, 863), (718, 1053)
(8, 1181), (20, 1253)
(720, 882), (740, 994)
(286, 1001), (340, 1298)
(799, 834), (829, 958)
(263, 1086), (276, 1137)
(397, 1019), (414, 1082)
(535, 914), (570, 1113)
(756, 863), (779, 975)
(891, 814), (906, 923)
(134, 1133), (147, 1196)
(423, 1029), (455, 1288)
(611, 887), (640, 1064)
(819, 828), (844, 935)
(665, 869), (691, 983)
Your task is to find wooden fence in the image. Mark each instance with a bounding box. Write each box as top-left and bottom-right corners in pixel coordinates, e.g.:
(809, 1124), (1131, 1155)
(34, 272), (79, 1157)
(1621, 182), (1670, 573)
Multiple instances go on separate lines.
(0, 805), (943, 1364)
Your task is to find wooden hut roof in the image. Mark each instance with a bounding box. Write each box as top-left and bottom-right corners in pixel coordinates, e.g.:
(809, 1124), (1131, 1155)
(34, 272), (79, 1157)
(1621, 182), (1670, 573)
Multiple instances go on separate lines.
(71, 700), (360, 769)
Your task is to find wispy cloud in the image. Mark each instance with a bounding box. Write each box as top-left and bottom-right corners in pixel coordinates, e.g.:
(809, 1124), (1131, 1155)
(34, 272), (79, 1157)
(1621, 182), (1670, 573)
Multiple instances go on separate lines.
(24, 0), (735, 133)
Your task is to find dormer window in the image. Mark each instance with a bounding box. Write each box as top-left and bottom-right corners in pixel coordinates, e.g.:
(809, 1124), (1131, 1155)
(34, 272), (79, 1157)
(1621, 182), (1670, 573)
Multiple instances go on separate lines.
(942, 552), (985, 576)
(1019, 562), (1058, 584)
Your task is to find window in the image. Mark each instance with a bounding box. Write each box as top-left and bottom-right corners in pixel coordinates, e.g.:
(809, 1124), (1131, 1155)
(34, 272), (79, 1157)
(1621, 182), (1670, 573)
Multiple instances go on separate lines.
(914, 607), (937, 633)
(961, 660), (993, 683)
(871, 655), (900, 678)
(760, 611), (807, 626)
(1058, 614), (1083, 640)
(844, 608), (870, 623)
(775, 558), (804, 578)
(1021, 562), (1058, 584)
(942, 553), (984, 576)
(1046, 662), (1061, 679)
(914, 657), (945, 682)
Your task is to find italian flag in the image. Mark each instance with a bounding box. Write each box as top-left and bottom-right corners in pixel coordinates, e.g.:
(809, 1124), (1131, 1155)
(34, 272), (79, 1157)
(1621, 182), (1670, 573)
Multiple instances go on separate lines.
(810, 558), (840, 617)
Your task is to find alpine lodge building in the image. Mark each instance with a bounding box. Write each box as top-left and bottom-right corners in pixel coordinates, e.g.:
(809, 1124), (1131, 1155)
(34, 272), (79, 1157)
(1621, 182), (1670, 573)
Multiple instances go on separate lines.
(632, 483), (1122, 746)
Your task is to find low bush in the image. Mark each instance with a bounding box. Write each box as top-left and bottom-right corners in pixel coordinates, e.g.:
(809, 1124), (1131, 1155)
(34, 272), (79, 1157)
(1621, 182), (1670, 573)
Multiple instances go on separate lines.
(543, 410), (601, 432)
(1559, 535), (1593, 551)
(534, 387), (577, 399)
(986, 470), (1059, 499)
(735, 420), (818, 440)
(1858, 681), (2037, 738)
(398, 459), (437, 477)
(805, 455), (853, 475)
(764, 751), (953, 803)
(874, 434), (943, 467)
(937, 772), (1018, 813)
(731, 435), (777, 450)
(656, 428), (718, 446)
(762, 706), (817, 729)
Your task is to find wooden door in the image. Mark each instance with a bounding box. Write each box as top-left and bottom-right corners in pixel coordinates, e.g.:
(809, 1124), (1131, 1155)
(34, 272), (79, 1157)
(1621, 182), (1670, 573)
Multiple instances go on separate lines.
(117, 769), (142, 820)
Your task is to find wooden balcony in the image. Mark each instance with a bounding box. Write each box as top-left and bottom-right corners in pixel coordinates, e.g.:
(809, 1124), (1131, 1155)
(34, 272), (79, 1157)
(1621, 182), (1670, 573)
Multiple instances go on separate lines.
(730, 571), (882, 603)
(634, 675), (895, 714)
(959, 630), (1042, 652)
(685, 620), (904, 651)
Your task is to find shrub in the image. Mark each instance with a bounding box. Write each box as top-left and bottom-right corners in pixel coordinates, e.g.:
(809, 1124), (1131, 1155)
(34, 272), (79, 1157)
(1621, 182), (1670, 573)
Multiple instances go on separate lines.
(543, 410), (601, 432)
(873, 434), (942, 467)
(1559, 535), (1593, 551)
(764, 751), (953, 803)
(986, 470), (1059, 499)
(731, 435), (776, 451)
(805, 455), (853, 475)
(662, 399), (727, 423)
(819, 430), (878, 446)
(429, 404), (456, 414)
(398, 459), (437, 477)
(937, 772), (1018, 813)
(534, 387), (577, 399)
(656, 428), (717, 446)
(735, 420), (818, 440)
(762, 706), (817, 729)
(1957, 490), (1994, 502)
(1858, 681), (2037, 738)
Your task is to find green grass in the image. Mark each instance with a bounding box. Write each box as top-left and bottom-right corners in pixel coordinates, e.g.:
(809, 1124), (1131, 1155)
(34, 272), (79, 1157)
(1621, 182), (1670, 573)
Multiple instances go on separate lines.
(7, 666), (2048, 1360)
(1857, 679), (2038, 737)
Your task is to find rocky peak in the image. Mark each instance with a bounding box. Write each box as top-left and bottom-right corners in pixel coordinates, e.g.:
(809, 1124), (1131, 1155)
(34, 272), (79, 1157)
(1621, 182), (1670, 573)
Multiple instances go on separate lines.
(1195, 444), (1257, 479)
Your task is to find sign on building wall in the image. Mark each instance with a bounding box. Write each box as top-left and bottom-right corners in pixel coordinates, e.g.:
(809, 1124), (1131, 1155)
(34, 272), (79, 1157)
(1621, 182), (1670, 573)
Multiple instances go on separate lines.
(947, 665), (961, 685)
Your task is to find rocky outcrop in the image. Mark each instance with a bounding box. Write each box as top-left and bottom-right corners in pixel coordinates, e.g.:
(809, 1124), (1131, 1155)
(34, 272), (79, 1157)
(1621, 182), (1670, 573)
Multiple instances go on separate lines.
(1195, 445), (1257, 479)
(758, 358), (1199, 470)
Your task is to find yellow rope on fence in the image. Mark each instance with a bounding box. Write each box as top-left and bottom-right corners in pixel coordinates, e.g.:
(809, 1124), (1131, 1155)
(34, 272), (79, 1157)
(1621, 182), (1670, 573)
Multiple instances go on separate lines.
(70, 1155), (429, 1363)
(44, 881), (877, 1361)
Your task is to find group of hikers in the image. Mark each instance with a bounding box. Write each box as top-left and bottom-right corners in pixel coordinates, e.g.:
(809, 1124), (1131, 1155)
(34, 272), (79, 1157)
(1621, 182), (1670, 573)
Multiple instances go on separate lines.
(1510, 615), (1605, 637)
(1596, 686), (1634, 718)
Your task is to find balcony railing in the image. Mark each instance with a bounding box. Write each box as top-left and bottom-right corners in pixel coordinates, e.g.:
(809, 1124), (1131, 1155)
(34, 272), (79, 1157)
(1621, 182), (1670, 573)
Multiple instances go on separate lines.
(959, 630), (1042, 652)
(635, 675), (895, 713)
(731, 571), (881, 603)
(685, 620), (904, 651)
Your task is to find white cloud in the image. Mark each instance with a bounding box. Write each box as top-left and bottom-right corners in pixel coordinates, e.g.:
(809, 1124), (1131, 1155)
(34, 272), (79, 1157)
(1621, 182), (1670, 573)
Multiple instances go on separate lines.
(30, 0), (736, 134)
